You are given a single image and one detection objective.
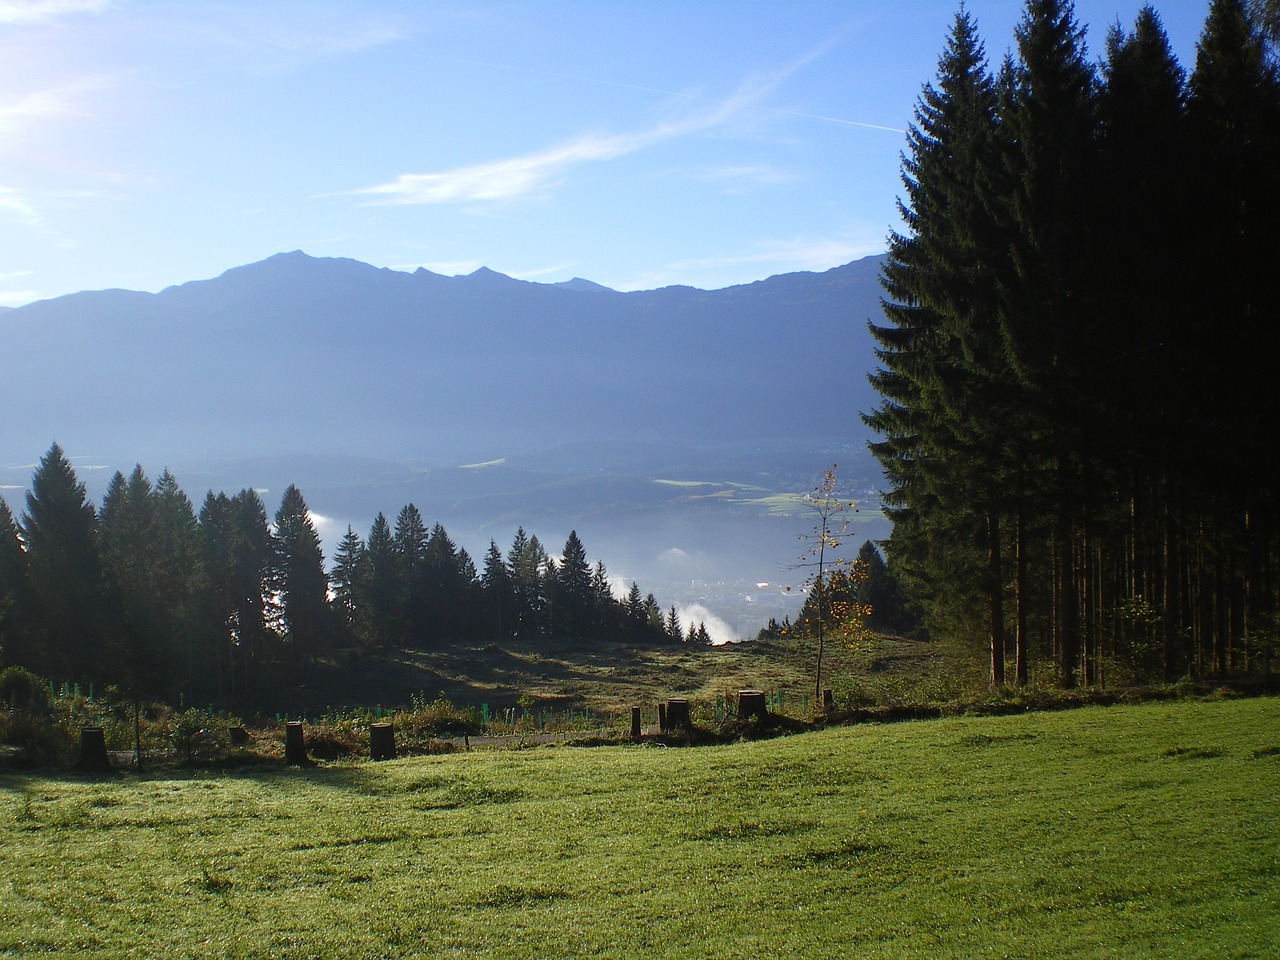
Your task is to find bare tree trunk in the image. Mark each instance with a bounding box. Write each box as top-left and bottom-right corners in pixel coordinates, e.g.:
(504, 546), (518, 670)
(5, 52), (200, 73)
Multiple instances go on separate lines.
(987, 512), (1006, 688)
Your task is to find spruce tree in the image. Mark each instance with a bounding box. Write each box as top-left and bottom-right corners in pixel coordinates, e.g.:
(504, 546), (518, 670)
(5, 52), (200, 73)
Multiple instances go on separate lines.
(363, 512), (403, 648)
(998, 0), (1102, 687)
(99, 465), (176, 701)
(20, 443), (107, 682)
(273, 485), (331, 661)
(330, 525), (366, 645)
(867, 9), (1014, 684)
(480, 540), (515, 641)
(553, 531), (593, 639)
(394, 504), (430, 641)
(152, 470), (207, 698)
(0, 497), (32, 669)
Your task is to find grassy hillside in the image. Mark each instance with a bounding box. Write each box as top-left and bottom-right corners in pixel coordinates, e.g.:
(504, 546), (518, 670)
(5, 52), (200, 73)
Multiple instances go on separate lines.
(248, 632), (961, 722)
(2, 697), (1276, 958)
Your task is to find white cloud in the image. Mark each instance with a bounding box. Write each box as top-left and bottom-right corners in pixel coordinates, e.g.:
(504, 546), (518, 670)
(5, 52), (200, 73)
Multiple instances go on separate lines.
(357, 128), (660, 205)
(510, 263), (576, 281)
(690, 164), (800, 194)
(391, 259), (484, 276)
(0, 289), (39, 307)
(618, 235), (884, 292)
(355, 38), (830, 208)
(677, 602), (739, 645)
(668, 237), (881, 274)
(0, 188), (46, 228)
(0, 0), (109, 25)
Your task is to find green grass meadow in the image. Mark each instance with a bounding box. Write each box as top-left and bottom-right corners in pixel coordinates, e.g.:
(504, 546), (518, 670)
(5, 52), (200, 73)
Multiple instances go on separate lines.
(3, 697), (1277, 959)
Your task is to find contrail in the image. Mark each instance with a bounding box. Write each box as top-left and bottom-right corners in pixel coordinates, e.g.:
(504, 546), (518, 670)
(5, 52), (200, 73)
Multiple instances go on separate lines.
(443, 55), (903, 135)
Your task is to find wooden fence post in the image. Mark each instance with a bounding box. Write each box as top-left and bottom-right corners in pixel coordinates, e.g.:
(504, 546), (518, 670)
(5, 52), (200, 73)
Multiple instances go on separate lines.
(630, 706), (642, 741)
(370, 722), (396, 761)
(284, 721), (309, 765)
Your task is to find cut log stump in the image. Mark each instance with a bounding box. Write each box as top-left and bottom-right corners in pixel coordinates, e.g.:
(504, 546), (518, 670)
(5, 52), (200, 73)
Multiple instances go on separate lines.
(75, 726), (111, 772)
(666, 698), (691, 731)
(284, 721), (309, 765)
(738, 689), (767, 722)
(370, 722), (396, 761)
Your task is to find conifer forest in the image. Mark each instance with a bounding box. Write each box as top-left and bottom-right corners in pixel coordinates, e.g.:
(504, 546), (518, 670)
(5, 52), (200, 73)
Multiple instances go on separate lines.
(2, 0), (1279, 709)
(0, 443), (698, 706)
(866, 0), (1280, 688)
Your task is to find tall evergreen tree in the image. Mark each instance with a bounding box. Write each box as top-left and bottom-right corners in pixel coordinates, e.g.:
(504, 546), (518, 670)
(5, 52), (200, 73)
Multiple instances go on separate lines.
(363, 512), (403, 648)
(20, 443), (107, 682)
(152, 470), (207, 699)
(1098, 6), (1194, 680)
(0, 497), (32, 668)
(330, 525), (367, 646)
(273, 485), (331, 661)
(867, 9), (1015, 685)
(394, 504), (430, 641)
(852, 540), (913, 636)
(99, 465), (177, 702)
(1185, 0), (1280, 674)
(998, 0), (1102, 687)
(665, 606), (682, 644)
(553, 530), (593, 638)
(480, 539), (515, 641)
(418, 523), (470, 644)
(508, 528), (548, 639)
(198, 488), (275, 699)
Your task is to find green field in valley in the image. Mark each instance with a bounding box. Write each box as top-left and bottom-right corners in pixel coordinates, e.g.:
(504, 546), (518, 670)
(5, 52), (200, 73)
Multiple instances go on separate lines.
(2, 697), (1277, 959)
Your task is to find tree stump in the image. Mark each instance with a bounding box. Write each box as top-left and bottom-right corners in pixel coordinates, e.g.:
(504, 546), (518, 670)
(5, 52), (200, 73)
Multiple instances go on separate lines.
(738, 689), (767, 722)
(823, 688), (834, 712)
(75, 726), (111, 771)
(370, 722), (396, 761)
(666, 698), (691, 731)
(284, 721), (309, 765)
(630, 706), (642, 741)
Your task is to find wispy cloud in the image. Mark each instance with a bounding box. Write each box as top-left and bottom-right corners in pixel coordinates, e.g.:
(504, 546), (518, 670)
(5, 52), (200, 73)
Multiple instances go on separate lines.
(391, 258), (484, 276)
(689, 164), (799, 192)
(356, 40), (837, 207)
(0, 187), (46, 228)
(360, 131), (645, 205)
(175, 10), (407, 73)
(616, 235), (884, 292)
(0, 288), (39, 307)
(0, 0), (109, 25)
(0, 75), (112, 136)
(509, 263), (576, 280)
(668, 237), (881, 273)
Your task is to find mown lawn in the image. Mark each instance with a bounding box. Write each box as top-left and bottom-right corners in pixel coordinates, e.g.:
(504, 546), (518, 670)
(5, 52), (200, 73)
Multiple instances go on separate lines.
(2, 697), (1277, 959)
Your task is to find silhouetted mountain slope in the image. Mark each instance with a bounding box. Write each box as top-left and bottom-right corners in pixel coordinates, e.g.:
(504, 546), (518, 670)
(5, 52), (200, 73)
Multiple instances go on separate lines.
(2, 252), (891, 636)
(4, 251), (888, 465)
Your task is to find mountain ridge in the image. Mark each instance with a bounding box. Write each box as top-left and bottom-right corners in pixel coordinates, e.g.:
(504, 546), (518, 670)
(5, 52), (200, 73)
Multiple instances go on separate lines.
(1, 250), (892, 637)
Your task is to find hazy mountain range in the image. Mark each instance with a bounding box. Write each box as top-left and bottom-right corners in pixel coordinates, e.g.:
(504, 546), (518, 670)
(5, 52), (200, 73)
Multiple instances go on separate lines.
(2, 251), (892, 640)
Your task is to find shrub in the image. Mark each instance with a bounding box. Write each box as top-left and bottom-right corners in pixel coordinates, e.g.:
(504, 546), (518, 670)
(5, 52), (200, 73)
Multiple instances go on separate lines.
(0, 666), (53, 714)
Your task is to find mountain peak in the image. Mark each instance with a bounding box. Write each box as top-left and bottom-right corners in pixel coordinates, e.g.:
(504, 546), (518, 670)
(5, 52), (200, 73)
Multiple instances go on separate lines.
(553, 277), (614, 293)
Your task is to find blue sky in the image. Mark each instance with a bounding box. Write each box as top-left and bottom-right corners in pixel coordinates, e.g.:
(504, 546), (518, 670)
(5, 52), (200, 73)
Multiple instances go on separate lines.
(1, 0), (1208, 307)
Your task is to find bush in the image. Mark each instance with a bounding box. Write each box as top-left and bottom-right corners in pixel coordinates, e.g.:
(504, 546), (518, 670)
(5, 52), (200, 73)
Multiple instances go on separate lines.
(0, 666), (53, 714)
